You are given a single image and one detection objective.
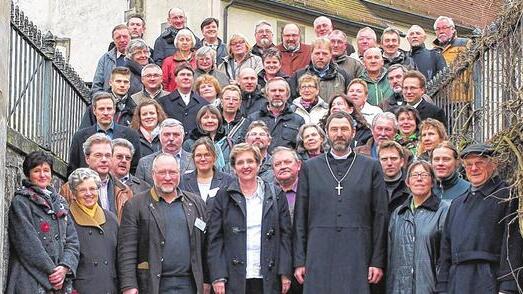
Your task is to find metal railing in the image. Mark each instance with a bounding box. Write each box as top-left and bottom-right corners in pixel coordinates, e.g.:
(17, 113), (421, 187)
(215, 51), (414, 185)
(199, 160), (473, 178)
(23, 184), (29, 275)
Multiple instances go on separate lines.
(426, 3), (523, 143)
(9, 3), (89, 161)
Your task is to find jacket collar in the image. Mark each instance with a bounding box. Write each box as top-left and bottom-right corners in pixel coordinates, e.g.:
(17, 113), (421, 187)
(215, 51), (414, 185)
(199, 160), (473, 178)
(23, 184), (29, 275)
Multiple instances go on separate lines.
(464, 175), (504, 201)
(398, 193), (441, 214)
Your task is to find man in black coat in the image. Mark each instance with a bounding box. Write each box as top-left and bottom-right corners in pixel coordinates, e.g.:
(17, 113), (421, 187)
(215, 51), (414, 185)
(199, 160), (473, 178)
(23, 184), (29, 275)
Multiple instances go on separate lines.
(293, 111), (388, 293)
(158, 64), (208, 137)
(118, 153), (207, 294)
(248, 78), (304, 152)
(407, 25), (447, 81)
(68, 92), (141, 177)
(402, 70), (447, 127)
(80, 67), (137, 129)
(436, 144), (523, 293)
(377, 140), (410, 215)
(238, 68), (266, 116)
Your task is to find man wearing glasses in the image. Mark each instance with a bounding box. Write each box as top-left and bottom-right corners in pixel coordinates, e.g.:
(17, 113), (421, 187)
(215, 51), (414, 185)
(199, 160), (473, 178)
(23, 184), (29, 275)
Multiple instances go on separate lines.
(436, 143), (523, 293)
(131, 64), (171, 105)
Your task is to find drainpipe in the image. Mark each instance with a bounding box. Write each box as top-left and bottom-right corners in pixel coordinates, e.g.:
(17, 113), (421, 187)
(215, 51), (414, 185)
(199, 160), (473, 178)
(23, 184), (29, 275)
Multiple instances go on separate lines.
(223, 0), (236, 42)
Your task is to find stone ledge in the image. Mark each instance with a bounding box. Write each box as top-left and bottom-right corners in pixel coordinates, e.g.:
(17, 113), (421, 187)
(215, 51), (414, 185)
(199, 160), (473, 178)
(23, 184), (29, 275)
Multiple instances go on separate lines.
(6, 127), (68, 179)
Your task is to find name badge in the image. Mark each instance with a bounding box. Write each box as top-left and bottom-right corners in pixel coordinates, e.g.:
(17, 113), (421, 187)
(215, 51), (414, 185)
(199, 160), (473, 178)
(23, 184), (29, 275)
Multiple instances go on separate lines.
(195, 218), (206, 232)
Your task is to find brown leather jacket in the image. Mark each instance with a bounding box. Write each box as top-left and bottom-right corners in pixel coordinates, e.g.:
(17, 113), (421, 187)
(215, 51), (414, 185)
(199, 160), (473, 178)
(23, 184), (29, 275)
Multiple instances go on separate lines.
(60, 176), (133, 222)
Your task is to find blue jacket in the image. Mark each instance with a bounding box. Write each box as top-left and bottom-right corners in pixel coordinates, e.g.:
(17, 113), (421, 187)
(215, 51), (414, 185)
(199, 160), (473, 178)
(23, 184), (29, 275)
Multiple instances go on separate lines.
(90, 48), (117, 98)
(432, 171), (470, 203)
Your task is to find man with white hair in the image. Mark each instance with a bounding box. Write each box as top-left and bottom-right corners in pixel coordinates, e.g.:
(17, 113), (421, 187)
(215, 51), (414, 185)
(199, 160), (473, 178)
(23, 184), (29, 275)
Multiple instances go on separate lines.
(407, 25), (447, 80)
(350, 27), (377, 61)
(313, 16), (333, 38)
(359, 47), (393, 106)
(355, 112), (401, 160)
(432, 16), (470, 65)
(152, 8), (200, 65)
(251, 21), (276, 57)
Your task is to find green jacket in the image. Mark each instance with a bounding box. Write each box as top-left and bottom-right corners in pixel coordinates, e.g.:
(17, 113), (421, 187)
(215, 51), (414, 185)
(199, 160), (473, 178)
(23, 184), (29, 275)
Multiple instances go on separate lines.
(359, 69), (394, 106)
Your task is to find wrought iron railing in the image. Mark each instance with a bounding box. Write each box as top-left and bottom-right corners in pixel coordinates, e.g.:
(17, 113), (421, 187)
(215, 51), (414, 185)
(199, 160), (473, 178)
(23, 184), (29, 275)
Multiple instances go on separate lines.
(9, 3), (89, 161)
(426, 3), (523, 143)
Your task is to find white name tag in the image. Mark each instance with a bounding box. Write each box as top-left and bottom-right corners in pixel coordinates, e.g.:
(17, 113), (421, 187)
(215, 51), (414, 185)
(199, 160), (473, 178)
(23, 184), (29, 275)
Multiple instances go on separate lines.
(194, 218), (206, 232)
(208, 187), (220, 198)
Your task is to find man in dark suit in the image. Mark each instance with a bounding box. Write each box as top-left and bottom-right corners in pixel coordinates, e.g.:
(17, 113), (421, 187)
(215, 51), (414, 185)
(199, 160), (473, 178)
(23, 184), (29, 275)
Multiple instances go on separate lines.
(402, 70), (447, 127)
(135, 118), (194, 186)
(158, 63), (208, 137)
(111, 138), (150, 196)
(67, 92), (141, 177)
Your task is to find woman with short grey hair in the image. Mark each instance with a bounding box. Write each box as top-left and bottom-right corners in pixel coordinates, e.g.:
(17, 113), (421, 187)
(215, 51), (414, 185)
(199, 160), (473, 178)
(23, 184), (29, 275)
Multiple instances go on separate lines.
(194, 46), (230, 87)
(125, 38), (154, 96)
(296, 124), (328, 161)
(68, 168), (120, 294)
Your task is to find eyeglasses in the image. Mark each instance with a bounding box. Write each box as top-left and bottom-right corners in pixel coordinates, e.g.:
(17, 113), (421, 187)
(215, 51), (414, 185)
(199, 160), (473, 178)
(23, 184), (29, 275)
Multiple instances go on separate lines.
(115, 154), (132, 161)
(300, 85), (317, 89)
(76, 187), (98, 196)
(194, 153), (213, 159)
(463, 159), (489, 169)
(409, 172), (431, 179)
(90, 153), (112, 159)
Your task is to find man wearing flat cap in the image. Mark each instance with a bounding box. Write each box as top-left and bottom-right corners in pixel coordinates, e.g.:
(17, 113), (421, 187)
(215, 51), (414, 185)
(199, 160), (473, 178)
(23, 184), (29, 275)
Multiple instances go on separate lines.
(436, 143), (523, 293)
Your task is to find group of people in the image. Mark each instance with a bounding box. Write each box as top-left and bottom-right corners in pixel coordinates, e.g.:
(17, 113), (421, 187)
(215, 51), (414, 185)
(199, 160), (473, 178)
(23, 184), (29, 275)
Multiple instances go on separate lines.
(5, 6), (523, 294)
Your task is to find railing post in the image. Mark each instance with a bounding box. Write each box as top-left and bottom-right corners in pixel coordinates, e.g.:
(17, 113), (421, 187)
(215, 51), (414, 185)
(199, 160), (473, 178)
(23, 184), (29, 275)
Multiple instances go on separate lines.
(41, 31), (55, 150)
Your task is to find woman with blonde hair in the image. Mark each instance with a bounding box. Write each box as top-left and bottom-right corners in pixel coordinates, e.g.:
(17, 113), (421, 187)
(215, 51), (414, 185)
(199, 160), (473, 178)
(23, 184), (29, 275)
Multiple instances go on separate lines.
(417, 118), (448, 161)
(219, 34), (263, 81)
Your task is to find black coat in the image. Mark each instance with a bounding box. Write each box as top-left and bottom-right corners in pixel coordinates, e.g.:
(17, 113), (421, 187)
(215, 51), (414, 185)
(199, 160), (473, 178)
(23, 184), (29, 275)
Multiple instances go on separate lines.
(293, 152), (388, 293)
(123, 57), (152, 97)
(118, 189), (207, 294)
(436, 176), (523, 293)
(180, 170), (234, 203)
(137, 130), (161, 158)
(240, 90), (266, 117)
(78, 95), (137, 129)
(288, 62), (350, 100)
(248, 103), (305, 152)
(206, 179), (292, 294)
(152, 27), (201, 65)
(157, 90), (209, 137)
(383, 49), (417, 70)
(386, 173), (411, 216)
(67, 124), (141, 177)
(409, 44), (447, 81)
(416, 98), (447, 127)
(71, 204), (119, 294)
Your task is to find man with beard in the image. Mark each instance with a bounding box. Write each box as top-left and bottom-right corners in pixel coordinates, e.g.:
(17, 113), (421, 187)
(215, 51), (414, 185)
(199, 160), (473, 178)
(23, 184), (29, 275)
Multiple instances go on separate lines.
(407, 25), (446, 81)
(432, 16), (470, 66)
(244, 120), (274, 184)
(294, 111), (388, 294)
(91, 24), (130, 97)
(152, 8), (200, 65)
(377, 140), (409, 214)
(119, 153), (207, 294)
(248, 78), (305, 151)
(237, 68), (266, 116)
(277, 23), (312, 76)
(288, 38), (350, 101)
(328, 30), (364, 81)
(251, 21), (276, 58)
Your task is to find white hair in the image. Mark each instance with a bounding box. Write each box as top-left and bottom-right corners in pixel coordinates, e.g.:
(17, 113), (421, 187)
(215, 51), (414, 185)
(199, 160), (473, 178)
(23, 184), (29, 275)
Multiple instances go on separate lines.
(434, 16), (455, 30)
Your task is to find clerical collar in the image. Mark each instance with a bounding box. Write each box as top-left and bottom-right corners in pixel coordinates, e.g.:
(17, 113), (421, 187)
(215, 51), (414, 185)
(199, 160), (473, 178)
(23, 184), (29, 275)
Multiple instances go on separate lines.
(330, 148), (352, 160)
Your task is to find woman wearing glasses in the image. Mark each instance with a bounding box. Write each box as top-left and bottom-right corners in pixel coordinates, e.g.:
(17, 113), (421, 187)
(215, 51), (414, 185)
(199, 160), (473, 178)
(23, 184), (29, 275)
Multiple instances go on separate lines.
(387, 161), (449, 294)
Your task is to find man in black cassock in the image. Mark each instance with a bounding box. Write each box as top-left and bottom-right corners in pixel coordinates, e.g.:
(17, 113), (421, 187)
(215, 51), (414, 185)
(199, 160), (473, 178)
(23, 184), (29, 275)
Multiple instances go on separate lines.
(293, 111), (388, 294)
